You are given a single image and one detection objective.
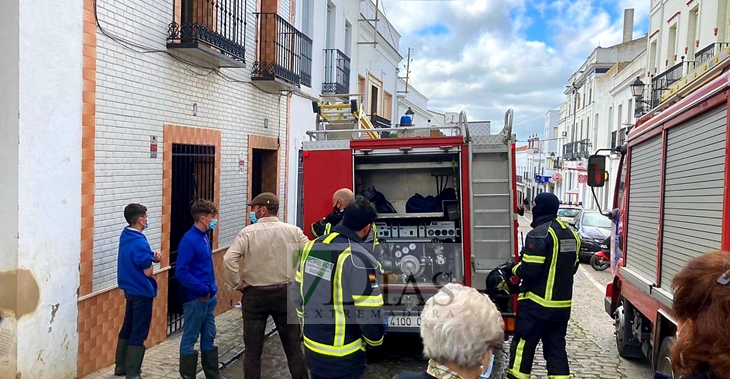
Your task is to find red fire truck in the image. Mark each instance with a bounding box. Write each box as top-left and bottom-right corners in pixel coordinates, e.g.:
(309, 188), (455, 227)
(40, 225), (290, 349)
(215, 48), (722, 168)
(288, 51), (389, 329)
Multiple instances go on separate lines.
(587, 54), (730, 376)
(300, 102), (519, 334)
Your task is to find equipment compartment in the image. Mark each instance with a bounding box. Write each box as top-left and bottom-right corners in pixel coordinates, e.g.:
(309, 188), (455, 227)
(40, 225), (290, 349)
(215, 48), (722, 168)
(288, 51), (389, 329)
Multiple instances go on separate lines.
(353, 151), (464, 287)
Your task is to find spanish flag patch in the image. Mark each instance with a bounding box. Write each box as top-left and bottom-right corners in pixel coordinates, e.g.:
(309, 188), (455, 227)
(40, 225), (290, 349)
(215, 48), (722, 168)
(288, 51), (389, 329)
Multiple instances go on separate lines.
(368, 273), (376, 282)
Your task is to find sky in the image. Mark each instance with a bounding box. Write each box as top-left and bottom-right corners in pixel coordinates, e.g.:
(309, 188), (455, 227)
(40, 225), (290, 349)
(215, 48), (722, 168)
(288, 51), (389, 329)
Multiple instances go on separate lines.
(379, 0), (650, 144)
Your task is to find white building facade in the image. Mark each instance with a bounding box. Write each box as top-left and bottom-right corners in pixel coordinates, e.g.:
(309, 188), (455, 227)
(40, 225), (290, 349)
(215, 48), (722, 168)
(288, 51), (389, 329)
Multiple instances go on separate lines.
(287, 0), (362, 226)
(5, 0), (307, 376)
(557, 11), (646, 209)
(357, 0), (403, 127)
(644, 0), (729, 113)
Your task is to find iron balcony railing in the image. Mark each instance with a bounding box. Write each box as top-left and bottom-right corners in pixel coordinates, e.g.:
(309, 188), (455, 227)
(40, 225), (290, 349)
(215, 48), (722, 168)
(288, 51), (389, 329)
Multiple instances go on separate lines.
(651, 60), (685, 108)
(322, 49), (351, 95)
(611, 128), (627, 149)
(252, 13), (313, 87)
(695, 42), (730, 67)
(562, 139), (591, 160)
(167, 0), (247, 63)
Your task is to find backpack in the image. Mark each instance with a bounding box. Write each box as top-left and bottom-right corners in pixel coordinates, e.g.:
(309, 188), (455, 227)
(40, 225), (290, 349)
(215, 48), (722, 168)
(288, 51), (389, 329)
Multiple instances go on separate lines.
(362, 187), (397, 213)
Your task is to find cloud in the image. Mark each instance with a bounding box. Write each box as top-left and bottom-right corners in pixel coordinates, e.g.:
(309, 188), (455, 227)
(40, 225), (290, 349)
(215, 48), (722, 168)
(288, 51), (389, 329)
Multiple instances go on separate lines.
(380, 0), (650, 142)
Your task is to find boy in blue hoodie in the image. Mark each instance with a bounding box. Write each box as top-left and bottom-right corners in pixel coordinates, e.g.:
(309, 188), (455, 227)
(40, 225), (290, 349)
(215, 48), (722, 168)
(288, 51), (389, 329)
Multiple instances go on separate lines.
(176, 199), (225, 379)
(115, 203), (161, 379)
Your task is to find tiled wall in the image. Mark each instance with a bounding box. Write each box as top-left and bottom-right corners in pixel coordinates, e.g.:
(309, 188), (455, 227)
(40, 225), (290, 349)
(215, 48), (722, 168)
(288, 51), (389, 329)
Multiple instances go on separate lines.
(78, 0), (292, 375)
(89, 0), (288, 291)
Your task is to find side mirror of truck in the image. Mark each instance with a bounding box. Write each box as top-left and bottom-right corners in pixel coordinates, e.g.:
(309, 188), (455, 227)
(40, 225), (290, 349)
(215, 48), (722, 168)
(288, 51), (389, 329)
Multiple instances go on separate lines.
(587, 155), (607, 187)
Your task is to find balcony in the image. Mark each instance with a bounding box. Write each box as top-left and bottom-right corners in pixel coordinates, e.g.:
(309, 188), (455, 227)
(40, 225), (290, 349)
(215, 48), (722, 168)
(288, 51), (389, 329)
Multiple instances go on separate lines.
(562, 139), (590, 160)
(611, 128), (627, 149)
(167, 0), (247, 68)
(252, 13), (313, 93)
(650, 60), (685, 108)
(695, 42), (730, 67)
(322, 49), (351, 96)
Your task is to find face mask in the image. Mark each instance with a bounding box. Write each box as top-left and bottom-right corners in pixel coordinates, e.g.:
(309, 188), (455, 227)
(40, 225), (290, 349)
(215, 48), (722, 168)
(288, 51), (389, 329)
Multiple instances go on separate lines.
(479, 353), (495, 379)
(207, 219), (218, 230)
(249, 211), (258, 224)
(144, 219), (150, 230)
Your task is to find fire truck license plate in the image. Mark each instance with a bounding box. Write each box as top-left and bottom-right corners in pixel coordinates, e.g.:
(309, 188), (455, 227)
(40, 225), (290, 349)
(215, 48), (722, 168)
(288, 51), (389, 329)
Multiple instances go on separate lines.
(388, 315), (421, 327)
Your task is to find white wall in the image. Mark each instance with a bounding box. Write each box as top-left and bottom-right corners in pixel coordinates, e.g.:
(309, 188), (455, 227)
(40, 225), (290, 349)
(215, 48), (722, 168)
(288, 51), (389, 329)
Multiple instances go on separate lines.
(648, 0), (727, 76)
(358, 0), (403, 123)
(287, 0), (361, 225)
(0, 0), (20, 376)
(543, 110), (559, 154)
(92, 0), (287, 290)
(0, 0), (83, 377)
(396, 78), (431, 135)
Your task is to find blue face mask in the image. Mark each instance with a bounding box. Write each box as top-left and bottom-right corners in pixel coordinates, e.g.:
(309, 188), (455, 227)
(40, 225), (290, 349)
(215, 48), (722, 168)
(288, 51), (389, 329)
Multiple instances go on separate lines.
(249, 211), (258, 224)
(144, 219), (150, 230)
(479, 353), (495, 379)
(207, 219), (218, 230)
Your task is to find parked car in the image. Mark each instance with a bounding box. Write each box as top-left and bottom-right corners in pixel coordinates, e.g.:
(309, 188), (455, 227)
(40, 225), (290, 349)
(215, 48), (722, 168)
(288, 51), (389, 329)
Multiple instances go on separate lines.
(557, 204), (582, 223)
(569, 209), (612, 263)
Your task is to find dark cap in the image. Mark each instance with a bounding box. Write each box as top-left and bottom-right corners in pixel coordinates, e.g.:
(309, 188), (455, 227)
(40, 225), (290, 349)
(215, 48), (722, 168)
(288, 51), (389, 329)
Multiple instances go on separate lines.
(248, 192), (279, 207)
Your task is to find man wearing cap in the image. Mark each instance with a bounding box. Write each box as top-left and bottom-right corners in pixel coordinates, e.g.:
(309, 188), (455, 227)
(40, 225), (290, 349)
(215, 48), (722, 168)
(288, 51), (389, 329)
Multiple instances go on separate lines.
(223, 192), (310, 379)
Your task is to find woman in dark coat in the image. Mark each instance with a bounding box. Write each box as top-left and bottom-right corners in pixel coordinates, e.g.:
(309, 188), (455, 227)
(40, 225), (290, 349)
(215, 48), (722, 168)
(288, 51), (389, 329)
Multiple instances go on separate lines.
(654, 250), (730, 379)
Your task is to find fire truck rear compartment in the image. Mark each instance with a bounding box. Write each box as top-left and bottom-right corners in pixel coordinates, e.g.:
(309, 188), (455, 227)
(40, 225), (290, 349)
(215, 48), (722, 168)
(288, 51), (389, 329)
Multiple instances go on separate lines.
(353, 151), (464, 296)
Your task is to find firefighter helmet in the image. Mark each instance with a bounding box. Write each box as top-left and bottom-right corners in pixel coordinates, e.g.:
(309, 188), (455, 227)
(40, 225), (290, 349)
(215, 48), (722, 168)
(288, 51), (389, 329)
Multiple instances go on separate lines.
(485, 261), (520, 298)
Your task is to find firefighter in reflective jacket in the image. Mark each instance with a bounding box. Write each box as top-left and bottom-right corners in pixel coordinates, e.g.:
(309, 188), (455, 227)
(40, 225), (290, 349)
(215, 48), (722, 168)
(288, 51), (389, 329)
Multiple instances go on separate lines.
(506, 192), (581, 379)
(310, 188), (379, 253)
(293, 196), (385, 379)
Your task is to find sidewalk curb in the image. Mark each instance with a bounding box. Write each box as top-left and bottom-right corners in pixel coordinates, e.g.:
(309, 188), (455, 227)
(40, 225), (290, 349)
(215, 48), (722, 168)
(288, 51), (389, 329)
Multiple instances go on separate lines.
(196, 318), (278, 378)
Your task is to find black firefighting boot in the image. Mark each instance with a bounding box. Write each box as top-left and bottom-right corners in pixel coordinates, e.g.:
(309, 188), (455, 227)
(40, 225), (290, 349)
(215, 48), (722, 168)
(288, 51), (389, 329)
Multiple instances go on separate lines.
(201, 347), (226, 379)
(179, 351), (199, 379)
(114, 338), (129, 376)
(125, 345), (146, 379)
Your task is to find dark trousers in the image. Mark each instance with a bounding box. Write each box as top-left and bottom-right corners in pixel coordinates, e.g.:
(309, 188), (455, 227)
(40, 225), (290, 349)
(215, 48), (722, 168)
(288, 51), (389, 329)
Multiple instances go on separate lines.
(311, 372), (364, 379)
(242, 285), (308, 379)
(507, 306), (570, 378)
(118, 293), (154, 347)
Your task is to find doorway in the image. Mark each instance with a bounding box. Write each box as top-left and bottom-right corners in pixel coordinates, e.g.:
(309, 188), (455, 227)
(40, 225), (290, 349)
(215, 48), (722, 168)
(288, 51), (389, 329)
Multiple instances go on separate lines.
(251, 148), (278, 199)
(370, 84), (379, 115)
(168, 143), (216, 335)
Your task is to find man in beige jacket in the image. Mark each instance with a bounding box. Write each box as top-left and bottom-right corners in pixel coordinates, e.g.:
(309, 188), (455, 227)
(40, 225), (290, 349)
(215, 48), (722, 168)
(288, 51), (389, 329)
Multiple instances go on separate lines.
(223, 192), (310, 379)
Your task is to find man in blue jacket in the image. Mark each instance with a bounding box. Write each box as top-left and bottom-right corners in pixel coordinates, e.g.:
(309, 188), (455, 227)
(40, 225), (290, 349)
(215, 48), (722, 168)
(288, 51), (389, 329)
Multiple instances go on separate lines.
(176, 199), (225, 379)
(115, 203), (161, 379)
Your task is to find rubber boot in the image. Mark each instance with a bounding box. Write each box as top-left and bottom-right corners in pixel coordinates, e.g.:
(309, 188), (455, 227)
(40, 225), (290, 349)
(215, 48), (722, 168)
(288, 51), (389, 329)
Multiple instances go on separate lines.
(179, 351), (199, 379)
(125, 345), (146, 379)
(114, 338), (129, 376)
(201, 347), (226, 379)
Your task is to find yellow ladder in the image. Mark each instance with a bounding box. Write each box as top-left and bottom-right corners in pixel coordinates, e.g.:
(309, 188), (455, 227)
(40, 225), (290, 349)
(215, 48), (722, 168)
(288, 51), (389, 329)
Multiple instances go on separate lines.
(316, 100), (380, 140)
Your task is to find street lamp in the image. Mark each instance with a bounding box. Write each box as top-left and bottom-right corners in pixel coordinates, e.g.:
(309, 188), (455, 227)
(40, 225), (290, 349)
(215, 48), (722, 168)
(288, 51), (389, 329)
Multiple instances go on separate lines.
(631, 76), (651, 118)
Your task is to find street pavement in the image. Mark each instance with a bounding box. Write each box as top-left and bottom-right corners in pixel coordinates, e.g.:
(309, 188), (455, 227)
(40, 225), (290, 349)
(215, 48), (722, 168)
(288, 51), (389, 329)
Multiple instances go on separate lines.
(219, 213), (656, 379)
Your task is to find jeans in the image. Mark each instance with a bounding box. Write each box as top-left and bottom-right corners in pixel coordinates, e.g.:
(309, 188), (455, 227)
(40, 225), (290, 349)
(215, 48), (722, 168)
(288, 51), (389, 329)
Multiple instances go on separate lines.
(180, 294), (218, 355)
(242, 286), (308, 379)
(119, 293), (154, 347)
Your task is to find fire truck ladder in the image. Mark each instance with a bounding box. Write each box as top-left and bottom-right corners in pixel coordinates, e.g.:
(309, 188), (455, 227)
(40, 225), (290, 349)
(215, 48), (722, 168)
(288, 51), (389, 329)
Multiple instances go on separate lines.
(312, 97), (380, 139)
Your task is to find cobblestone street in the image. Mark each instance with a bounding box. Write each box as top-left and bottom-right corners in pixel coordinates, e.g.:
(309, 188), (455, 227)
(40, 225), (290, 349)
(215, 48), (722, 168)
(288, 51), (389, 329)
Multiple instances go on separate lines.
(219, 214), (656, 379)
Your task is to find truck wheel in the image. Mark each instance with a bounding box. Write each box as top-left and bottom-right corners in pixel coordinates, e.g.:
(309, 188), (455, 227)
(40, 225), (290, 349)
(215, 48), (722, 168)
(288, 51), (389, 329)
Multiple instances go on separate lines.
(656, 336), (677, 378)
(614, 299), (645, 360)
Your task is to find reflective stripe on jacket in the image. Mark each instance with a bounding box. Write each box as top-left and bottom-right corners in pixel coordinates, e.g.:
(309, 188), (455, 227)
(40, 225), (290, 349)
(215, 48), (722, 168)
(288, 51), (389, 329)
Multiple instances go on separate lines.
(512, 217), (580, 309)
(292, 225), (385, 376)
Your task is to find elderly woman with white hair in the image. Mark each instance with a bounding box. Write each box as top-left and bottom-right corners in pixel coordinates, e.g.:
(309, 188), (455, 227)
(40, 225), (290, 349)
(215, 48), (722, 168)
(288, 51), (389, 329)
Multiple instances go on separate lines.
(395, 283), (505, 379)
